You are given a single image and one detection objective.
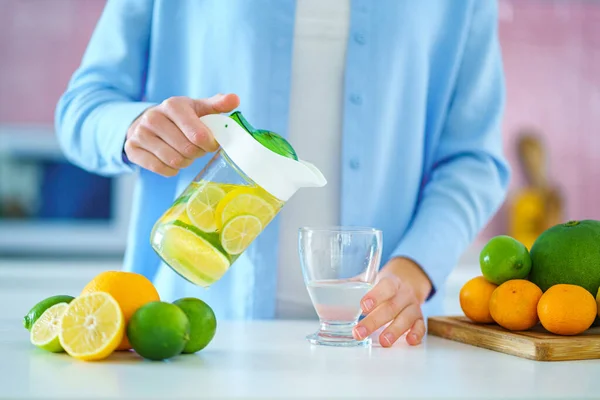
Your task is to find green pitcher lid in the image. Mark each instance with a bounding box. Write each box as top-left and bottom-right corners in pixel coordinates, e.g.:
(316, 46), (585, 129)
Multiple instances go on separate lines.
(229, 111), (298, 161)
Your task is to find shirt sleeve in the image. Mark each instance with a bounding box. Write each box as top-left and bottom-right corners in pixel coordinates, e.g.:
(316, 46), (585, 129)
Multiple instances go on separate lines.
(390, 0), (511, 299)
(54, 0), (157, 176)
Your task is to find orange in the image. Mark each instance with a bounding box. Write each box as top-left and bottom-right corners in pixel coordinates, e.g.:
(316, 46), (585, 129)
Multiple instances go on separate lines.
(81, 271), (160, 350)
(537, 284), (597, 336)
(459, 276), (497, 323)
(489, 279), (542, 331)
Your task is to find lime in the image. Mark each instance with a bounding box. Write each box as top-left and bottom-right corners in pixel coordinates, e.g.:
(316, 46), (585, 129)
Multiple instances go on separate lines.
(30, 303), (69, 353)
(479, 235), (532, 285)
(23, 294), (74, 331)
(127, 301), (190, 361)
(214, 188), (275, 229)
(529, 220), (600, 295)
(220, 215), (262, 255)
(160, 224), (231, 286)
(173, 298), (217, 353)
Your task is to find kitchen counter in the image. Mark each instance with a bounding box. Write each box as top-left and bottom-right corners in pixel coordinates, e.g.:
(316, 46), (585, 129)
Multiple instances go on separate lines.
(2, 319), (599, 399)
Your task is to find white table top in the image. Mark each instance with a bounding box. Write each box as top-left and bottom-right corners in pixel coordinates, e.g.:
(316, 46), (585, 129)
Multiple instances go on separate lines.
(2, 318), (598, 399)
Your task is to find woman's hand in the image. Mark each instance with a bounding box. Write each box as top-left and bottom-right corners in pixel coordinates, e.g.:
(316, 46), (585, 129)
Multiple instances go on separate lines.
(353, 257), (432, 347)
(125, 93), (240, 177)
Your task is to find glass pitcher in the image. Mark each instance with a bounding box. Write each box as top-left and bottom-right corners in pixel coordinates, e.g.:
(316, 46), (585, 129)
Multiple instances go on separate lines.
(150, 111), (327, 287)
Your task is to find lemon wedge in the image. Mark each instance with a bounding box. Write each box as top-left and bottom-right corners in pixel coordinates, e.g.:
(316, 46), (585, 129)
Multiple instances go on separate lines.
(59, 292), (124, 361)
(220, 215), (263, 255)
(214, 187), (275, 229)
(30, 303), (69, 353)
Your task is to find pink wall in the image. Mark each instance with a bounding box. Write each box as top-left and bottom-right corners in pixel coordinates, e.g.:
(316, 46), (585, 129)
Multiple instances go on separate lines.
(0, 0), (106, 123)
(1, 0), (599, 236)
(483, 0), (600, 239)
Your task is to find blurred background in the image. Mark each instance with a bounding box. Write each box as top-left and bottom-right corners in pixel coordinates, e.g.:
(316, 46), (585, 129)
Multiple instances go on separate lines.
(0, 0), (598, 318)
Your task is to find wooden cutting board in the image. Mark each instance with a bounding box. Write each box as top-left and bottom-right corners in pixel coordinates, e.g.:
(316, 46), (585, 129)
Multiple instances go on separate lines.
(427, 316), (600, 361)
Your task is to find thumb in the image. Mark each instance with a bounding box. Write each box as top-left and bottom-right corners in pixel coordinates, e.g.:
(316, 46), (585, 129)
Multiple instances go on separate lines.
(192, 93), (240, 116)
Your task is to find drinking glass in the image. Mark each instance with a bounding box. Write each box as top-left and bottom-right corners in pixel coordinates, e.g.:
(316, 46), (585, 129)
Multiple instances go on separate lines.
(299, 227), (383, 347)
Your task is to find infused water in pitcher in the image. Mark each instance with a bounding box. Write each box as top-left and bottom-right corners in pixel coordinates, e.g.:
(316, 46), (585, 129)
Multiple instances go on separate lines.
(150, 112), (326, 287)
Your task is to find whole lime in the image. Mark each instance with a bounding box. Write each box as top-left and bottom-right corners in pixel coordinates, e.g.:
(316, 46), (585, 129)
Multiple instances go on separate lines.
(530, 220), (600, 295)
(23, 294), (74, 331)
(127, 301), (190, 361)
(479, 235), (532, 285)
(173, 297), (217, 353)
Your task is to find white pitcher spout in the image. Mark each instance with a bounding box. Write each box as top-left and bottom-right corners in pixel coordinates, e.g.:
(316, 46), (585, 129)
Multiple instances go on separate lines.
(200, 113), (327, 201)
(298, 160), (328, 188)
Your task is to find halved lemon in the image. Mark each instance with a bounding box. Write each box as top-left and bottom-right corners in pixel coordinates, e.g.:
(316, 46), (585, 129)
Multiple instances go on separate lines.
(186, 183), (226, 232)
(220, 215), (263, 255)
(59, 292), (124, 361)
(214, 187), (275, 229)
(30, 303), (69, 353)
(160, 224), (231, 286)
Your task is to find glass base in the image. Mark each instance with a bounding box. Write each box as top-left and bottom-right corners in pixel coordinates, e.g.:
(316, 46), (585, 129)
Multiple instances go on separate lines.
(306, 321), (371, 347)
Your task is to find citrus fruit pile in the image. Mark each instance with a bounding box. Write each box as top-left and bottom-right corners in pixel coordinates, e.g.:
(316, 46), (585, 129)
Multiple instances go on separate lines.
(460, 220), (600, 336)
(153, 181), (282, 287)
(24, 271), (217, 361)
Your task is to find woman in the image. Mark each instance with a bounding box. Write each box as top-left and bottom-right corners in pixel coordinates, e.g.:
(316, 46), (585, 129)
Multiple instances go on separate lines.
(55, 0), (510, 347)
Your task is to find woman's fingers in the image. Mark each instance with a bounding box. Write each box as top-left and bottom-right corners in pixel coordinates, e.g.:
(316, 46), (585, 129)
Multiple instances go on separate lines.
(138, 109), (205, 160)
(406, 318), (426, 346)
(379, 303), (424, 347)
(159, 97), (219, 152)
(128, 127), (193, 171)
(124, 141), (179, 177)
(359, 275), (401, 314)
(125, 94), (241, 176)
(353, 287), (411, 341)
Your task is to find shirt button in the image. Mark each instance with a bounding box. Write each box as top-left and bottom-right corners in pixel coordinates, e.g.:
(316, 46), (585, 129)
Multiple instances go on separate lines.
(354, 32), (366, 45)
(350, 94), (362, 105)
(350, 158), (360, 170)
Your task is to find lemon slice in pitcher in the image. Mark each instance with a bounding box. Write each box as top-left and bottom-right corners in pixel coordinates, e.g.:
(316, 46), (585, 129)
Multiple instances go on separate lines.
(160, 224), (231, 286)
(220, 215), (263, 255)
(159, 202), (192, 226)
(215, 187), (275, 229)
(186, 183), (226, 232)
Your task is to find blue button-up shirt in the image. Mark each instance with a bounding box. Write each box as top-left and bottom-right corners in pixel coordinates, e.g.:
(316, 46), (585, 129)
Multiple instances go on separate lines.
(55, 0), (510, 321)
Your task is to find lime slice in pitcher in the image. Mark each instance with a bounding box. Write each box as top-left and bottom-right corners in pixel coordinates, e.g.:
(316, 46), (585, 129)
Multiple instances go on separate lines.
(214, 188), (275, 229)
(186, 183), (226, 232)
(220, 215), (263, 255)
(160, 224), (231, 286)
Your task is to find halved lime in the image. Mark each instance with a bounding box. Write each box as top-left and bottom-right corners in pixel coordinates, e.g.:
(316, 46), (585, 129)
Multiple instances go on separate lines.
(23, 294), (74, 331)
(30, 303), (69, 353)
(160, 224), (231, 286)
(220, 215), (263, 255)
(214, 188), (275, 229)
(186, 183), (226, 232)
